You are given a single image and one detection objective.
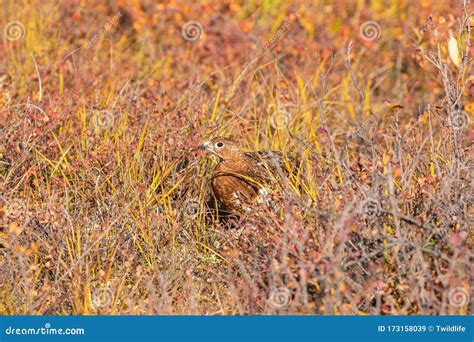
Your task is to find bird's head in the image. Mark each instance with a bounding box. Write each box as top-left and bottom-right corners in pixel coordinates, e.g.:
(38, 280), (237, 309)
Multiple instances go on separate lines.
(199, 137), (241, 161)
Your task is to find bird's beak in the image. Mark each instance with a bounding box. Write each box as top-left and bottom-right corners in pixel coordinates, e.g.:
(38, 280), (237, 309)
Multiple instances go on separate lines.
(198, 141), (212, 151)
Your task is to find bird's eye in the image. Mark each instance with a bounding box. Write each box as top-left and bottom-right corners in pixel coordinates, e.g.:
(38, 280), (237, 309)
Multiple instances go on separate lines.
(216, 142), (224, 148)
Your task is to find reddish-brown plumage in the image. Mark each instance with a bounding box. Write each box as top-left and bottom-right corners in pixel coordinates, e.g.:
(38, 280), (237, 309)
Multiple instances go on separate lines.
(199, 137), (295, 215)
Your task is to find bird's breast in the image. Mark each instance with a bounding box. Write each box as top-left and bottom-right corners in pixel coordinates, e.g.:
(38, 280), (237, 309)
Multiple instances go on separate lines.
(211, 162), (259, 212)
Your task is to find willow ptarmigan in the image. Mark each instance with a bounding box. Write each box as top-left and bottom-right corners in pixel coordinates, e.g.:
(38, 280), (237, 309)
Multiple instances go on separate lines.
(199, 137), (297, 215)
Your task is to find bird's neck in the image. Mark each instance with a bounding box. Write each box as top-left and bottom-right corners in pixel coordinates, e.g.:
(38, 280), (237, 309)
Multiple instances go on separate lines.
(217, 155), (247, 172)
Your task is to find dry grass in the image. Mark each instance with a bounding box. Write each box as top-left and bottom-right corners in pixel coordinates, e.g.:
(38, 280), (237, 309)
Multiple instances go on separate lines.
(0, 0), (472, 315)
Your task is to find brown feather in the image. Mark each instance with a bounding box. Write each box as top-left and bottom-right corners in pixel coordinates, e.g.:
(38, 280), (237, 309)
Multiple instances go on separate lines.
(200, 137), (297, 215)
